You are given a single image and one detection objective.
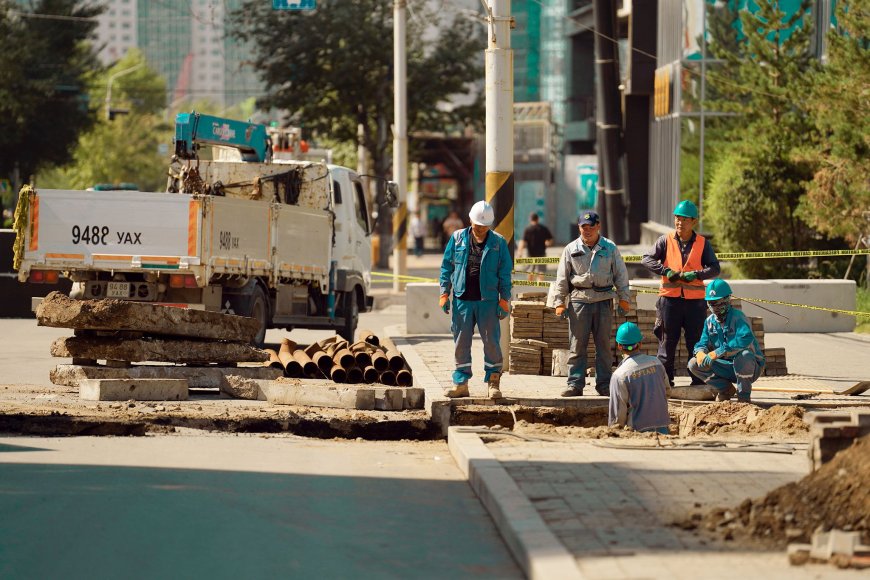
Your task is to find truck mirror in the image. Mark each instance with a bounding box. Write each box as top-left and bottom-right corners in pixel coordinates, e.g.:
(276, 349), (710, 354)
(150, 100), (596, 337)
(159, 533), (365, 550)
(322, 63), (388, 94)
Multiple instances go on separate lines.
(384, 181), (400, 208)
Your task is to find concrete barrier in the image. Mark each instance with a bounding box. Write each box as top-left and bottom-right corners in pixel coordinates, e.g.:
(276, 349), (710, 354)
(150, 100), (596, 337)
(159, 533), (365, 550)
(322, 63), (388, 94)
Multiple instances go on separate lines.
(409, 279), (857, 334)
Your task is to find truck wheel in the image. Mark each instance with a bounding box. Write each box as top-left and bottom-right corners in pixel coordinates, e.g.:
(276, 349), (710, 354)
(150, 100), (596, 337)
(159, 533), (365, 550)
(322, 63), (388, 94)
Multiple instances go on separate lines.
(338, 290), (358, 342)
(248, 285), (269, 347)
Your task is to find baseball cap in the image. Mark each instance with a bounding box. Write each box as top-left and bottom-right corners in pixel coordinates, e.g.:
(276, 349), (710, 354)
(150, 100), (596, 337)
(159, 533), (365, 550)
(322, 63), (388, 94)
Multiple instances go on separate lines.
(578, 211), (600, 226)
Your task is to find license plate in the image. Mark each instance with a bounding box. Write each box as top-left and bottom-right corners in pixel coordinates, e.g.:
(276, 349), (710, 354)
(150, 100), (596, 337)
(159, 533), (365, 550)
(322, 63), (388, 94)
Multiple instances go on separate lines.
(106, 282), (130, 298)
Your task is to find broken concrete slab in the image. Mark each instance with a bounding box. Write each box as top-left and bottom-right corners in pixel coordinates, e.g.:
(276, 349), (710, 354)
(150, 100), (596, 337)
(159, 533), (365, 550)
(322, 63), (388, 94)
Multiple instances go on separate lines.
(220, 375), (262, 400)
(403, 387), (425, 410)
(80, 378), (188, 401)
(373, 387), (403, 411)
(51, 336), (269, 364)
(51, 364), (282, 389)
(37, 291), (259, 342)
(259, 380), (376, 410)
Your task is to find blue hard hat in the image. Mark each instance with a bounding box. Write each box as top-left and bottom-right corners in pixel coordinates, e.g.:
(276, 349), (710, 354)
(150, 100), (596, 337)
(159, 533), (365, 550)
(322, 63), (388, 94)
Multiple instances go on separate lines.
(705, 278), (733, 301)
(616, 322), (643, 346)
(674, 200), (699, 219)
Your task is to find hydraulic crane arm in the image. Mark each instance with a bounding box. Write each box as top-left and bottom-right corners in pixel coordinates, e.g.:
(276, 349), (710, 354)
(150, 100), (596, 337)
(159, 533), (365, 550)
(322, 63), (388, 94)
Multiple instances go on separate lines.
(174, 112), (271, 163)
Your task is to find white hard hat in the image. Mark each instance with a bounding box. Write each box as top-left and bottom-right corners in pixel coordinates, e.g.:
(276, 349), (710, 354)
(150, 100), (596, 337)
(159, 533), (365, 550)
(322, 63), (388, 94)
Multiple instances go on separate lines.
(469, 200), (495, 226)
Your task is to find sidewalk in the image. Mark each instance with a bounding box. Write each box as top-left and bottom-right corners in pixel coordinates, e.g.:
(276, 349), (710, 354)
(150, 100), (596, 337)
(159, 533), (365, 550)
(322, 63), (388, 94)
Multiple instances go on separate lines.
(389, 325), (869, 578)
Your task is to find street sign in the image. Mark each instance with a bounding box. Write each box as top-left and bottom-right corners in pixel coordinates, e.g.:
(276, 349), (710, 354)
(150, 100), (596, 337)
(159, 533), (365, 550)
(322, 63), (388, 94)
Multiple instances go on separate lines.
(273, 0), (316, 9)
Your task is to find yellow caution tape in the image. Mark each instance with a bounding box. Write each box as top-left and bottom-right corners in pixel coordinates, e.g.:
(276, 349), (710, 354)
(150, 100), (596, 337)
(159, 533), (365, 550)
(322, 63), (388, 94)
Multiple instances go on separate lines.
(733, 296), (870, 319)
(516, 248), (870, 265)
(370, 271), (437, 283)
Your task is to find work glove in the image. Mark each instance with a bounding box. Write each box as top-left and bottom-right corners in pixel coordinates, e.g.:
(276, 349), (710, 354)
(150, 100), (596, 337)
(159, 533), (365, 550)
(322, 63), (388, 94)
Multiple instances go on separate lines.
(664, 268), (680, 282)
(497, 298), (510, 320)
(439, 293), (450, 315)
(695, 351), (707, 367)
(617, 300), (630, 317)
(555, 305), (568, 319)
(681, 271), (698, 282)
(702, 354), (713, 369)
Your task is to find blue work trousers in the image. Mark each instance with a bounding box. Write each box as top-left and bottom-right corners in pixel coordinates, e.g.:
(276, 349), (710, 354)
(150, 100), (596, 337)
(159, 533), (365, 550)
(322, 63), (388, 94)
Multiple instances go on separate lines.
(687, 350), (763, 398)
(567, 300), (613, 393)
(655, 297), (707, 384)
(451, 298), (502, 385)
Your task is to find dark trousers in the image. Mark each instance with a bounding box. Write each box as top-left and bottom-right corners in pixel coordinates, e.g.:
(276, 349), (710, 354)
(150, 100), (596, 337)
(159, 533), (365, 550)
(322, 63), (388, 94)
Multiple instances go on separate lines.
(654, 296), (707, 384)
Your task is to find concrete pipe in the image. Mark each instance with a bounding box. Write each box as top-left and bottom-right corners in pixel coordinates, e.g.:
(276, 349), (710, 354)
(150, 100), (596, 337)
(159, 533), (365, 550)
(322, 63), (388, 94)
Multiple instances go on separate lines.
(379, 369), (396, 386)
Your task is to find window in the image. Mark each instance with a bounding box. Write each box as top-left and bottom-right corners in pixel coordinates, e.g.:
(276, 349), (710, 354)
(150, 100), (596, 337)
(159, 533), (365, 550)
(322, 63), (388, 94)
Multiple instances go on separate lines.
(332, 180), (342, 204)
(353, 181), (370, 234)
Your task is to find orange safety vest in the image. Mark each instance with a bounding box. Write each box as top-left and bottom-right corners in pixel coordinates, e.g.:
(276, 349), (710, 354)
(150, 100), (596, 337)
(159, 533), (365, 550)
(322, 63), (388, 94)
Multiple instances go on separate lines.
(659, 233), (706, 299)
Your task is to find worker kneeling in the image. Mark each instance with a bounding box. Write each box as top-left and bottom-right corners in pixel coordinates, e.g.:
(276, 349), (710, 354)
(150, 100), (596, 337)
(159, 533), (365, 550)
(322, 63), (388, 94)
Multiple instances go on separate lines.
(608, 322), (671, 434)
(688, 279), (765, 403)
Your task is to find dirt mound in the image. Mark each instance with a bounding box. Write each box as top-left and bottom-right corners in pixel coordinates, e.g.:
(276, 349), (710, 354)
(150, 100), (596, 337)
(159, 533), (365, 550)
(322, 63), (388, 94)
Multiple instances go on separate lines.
(512, 419), (673, 440)
(698, 435), (870, 547)
(678, 402), (808, 438)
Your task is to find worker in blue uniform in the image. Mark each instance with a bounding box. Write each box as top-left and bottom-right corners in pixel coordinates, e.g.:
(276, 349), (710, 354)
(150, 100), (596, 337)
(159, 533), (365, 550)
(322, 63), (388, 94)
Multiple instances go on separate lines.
(688, 279), (766, 403)
(439, 201), (512, 399)
(608, 322), (671, 434)
(642, 200), (720, 386)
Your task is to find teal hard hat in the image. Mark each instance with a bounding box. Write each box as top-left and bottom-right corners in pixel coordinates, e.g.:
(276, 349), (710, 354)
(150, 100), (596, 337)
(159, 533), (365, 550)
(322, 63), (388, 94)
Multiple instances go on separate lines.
(616, 322), (643, 346)
(705, 278), (733, 301)
(674, 200), (699, 219)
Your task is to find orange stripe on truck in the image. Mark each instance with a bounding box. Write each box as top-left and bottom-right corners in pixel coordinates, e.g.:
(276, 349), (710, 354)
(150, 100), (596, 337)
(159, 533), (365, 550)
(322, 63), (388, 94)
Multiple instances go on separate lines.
(45, 253), (84, 260)
(188, 200), (200, 256)
(28, 195), (39, 251)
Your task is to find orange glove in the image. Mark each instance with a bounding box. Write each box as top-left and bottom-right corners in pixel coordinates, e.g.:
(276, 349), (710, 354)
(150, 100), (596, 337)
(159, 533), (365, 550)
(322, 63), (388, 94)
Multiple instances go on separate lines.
(617, 300), (630, 316)
(695, 351), (707, 367)
(498, 298), (510, 320)
(555, 305), (567, 318)
(439, 293), (450, 314)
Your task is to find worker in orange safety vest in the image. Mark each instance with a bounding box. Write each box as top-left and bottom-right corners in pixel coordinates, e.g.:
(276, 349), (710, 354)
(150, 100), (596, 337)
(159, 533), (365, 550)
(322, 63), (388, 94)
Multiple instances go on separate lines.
(641, 200), (720, 386)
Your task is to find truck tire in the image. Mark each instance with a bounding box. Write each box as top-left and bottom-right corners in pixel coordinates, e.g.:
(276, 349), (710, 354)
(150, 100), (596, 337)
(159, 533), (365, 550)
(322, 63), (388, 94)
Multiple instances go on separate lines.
(338, 290), (358, 342)
(248, 285), (269, 346)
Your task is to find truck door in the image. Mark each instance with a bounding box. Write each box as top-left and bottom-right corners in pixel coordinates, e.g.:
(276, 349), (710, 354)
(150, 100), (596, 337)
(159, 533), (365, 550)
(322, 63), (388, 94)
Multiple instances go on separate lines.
(349, 177), (372, 278)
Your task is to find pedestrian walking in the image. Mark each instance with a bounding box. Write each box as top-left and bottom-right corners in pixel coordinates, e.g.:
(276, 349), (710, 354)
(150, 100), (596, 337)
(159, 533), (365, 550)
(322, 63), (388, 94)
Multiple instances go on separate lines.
(641, 200), (720, 386)
(688, 279), (765, 403)
(409, 211), (426, 257)
(608, 322), (671, 434)
(441, 210), (464, 250)
(554, 211), (631, 397)
(517, 212), (553, 282)
(439, 201), (512, 399)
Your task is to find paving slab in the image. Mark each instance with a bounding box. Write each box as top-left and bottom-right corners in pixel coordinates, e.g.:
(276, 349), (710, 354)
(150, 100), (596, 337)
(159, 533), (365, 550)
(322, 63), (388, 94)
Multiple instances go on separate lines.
(51, 363), (282, 389)
(50, 336), (270, 364)
(259, 379), (376, 410)
(80, 378), (188, 401)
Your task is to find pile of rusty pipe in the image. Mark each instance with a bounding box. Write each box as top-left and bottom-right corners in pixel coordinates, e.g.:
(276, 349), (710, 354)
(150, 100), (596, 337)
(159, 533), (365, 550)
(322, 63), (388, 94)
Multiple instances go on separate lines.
(396, 365), (412, 387)
(357, 328), (380, 347)
(370, 349), (389, 372)
(379, 369), (396, 386)
(346, 366), (364, 384)
(362, 365), (378, 383)
(379, 337), (406, 372)
(305, 343), (333, 374)
(330, 366), (347, 383)
(292, 349), (319, 378)
(263, 349), (284, 371)
(278, 339), (303, 377)
(350, 341), (373, 368)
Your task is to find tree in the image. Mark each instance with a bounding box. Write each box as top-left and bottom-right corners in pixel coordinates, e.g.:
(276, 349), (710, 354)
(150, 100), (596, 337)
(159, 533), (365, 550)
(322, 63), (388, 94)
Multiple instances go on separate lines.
(703, 0), (824, 278)
(231, 0), (485, 264)
(38, 50), (172, 192)
(797, 1), (870, 249)
(0, 0), (103, 188)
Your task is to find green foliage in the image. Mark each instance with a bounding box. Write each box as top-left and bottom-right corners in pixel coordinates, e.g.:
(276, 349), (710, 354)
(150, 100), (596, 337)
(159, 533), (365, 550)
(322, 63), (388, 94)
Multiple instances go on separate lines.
(797, 1), (870, 245)
(38, 50), (171, 192)
(0, 0), (103, 182)
(231, 0), (485, 178)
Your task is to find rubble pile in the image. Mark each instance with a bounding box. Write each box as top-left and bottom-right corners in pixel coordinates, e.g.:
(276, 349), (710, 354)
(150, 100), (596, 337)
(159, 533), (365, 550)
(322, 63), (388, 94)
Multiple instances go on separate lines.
(509, 290), (788, 377)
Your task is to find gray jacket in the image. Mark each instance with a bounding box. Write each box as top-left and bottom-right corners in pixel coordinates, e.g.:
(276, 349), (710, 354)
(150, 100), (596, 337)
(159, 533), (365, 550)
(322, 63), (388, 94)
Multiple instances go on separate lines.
(554, 236), (630, 305)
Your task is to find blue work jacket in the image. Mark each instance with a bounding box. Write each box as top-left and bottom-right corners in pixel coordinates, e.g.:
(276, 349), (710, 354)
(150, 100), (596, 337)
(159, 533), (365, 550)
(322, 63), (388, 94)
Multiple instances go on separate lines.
(440, 227), (512, 301)
(693, 307), (766, 365)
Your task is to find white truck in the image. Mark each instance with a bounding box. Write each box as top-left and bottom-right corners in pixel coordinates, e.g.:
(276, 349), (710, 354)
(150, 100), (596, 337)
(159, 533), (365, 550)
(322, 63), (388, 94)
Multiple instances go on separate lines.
(16, 113), (395, 344)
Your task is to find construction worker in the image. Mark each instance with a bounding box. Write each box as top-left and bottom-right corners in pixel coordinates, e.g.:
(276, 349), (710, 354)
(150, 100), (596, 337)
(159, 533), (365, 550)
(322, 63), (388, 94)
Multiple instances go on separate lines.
(554, 210), (630, 397)
(608, 322), (671, 434)
(517, 212), (553, 282)
(439, 200), (512, 399)
(642, 200), (720, 386)
(688, 279), (765, 403)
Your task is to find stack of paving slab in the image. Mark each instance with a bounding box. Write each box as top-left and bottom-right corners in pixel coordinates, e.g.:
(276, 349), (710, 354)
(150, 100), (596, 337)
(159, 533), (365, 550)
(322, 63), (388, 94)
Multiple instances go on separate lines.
(509, 290), (788, 377)
(806, 410), (870, 471)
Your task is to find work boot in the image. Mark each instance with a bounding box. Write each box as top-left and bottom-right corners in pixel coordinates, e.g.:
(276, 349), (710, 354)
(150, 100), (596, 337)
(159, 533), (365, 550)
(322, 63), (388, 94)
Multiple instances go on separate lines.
(487, 372), (503, 399)
(737, 394), (752, 404)
(715, 384), (736, 402)
(595, 386), (610, 397)
(443, 383), (469, 398)
(560, 386), (583, 397)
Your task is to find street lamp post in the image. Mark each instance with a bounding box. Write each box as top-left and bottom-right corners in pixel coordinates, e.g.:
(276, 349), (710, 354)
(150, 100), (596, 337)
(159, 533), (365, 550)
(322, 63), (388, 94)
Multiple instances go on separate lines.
(392, 0), (408, 292)
(105, 63), (144, 121)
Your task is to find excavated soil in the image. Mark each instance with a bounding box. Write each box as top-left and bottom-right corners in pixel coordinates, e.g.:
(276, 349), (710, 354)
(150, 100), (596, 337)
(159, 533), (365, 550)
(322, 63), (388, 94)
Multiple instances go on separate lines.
(675, 402), (809, 438)
(511, 420), (672, 440)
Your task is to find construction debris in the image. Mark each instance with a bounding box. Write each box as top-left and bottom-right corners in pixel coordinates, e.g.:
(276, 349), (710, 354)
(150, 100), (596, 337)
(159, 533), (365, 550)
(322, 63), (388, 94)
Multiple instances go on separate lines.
(79, 378), (188, 402)
(807, 410), (870, 471)
(788, 529), (870, 569)
(50, 335), (268, 364)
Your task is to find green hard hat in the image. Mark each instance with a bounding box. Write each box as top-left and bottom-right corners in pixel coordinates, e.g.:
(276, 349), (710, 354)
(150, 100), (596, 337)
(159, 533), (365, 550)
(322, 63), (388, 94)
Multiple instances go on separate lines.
(705, 278), (733, 301)
(616, 322), (643, 346)
(674, 200), (699, 218)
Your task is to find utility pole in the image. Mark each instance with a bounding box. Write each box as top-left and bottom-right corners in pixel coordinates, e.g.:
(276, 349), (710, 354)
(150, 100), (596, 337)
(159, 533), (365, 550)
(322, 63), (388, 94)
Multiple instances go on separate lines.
(392, 0), (408, 292)
(484, 0), (514, 369)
